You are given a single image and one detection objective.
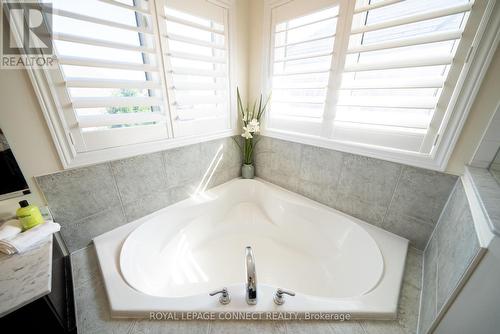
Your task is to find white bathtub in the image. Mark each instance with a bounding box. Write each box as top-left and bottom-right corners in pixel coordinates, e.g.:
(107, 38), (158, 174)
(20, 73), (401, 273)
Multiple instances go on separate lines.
(93, 178), (408, 319)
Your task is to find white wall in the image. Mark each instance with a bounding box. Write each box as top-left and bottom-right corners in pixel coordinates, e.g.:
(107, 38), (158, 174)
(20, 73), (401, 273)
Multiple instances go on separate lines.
(447, 47), (500, 174)
(0, 65), (61, 214)
(248, 0), (265, 100)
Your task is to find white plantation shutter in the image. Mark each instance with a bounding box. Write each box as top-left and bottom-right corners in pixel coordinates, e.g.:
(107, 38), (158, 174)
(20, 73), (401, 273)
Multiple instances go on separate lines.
(156, 0), (231, 137)
(36, 0), (234, 158)
(45, 0), (170, 152)
(268, 0), (340, 136)
(266, 0), (485, 153)
(336, 0), (473, 151)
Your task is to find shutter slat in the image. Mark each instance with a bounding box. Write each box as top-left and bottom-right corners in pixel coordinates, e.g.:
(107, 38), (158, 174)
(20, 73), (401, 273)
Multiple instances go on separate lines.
(48, 6), (153, 34)
(173, 83), (226, 90)
(344, 55), (453, 72)
(65, 78), (161, 89)
(354, 0), (404, 14)
(175, 95), (226, 105)
(273, 69), (331, 76)
(53, 33), (156, 53)
(175, 108), (225, 121)
(340, 77), (444, 89)
(77, 112), (166, 128)
(170, 67), (227, 77)
(334, 120), (428, 132)
(276, 34), (335, 48)
(337, 96), (437, 109)
(72, 97), (162, 108)
(347, 30), (462, 53)
(168, 51), (226, 64)
(166, 33), (225, 50)
(272, 100), (325, 105)
(273, 86), (328, 90)
(274, 51), (333, 63)
(275, 14), (338, 33)
(351, 3), (473, 34)
(58, 56), (158, 72)
(164, 14), (224, 34)
(97, 0), (150, 15)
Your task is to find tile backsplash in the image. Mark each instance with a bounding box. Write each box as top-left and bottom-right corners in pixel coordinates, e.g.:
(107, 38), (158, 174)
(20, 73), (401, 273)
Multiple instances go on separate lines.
(418, 180), (481, 334)
(254, 136), (458, 249)
(36, 137), (241, 252)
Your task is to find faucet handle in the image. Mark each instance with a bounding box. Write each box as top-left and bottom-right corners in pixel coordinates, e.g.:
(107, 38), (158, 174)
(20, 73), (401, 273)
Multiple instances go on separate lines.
(274, 288), (295, 305)
(209, 288), (231, 305)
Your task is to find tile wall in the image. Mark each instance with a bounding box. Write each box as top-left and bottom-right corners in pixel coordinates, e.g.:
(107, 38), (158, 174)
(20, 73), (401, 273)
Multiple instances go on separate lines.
(254, 136), (458, 249)
(36, 138), (241, 252)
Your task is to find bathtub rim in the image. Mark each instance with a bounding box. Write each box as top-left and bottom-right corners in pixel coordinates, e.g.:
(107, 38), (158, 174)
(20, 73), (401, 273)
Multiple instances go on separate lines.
(92, 177), (409, 319)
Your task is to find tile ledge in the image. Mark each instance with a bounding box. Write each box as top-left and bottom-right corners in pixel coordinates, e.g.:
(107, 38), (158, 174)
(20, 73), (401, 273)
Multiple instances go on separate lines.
(462, 167), (500, 247)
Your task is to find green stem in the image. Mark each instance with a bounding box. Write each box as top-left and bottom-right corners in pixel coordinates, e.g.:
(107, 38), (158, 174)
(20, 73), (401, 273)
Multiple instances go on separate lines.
(244, 138), (253, 164)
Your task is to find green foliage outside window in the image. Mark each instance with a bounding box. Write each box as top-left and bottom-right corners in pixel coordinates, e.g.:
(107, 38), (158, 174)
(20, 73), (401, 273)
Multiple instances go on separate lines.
(106, 89), (153, 128)
(106, 88), (151, 114)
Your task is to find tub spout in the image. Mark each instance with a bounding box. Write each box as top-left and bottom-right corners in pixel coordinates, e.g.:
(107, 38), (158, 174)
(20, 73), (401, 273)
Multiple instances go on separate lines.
(245, 246), (257, 305)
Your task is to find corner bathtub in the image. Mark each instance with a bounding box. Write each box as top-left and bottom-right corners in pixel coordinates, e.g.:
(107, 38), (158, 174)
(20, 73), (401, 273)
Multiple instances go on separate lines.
(93, 178), (408, 319)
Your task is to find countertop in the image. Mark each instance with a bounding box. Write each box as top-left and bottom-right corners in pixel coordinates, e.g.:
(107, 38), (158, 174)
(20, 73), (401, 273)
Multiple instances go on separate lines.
(0, 236), (53, 317)
(70, 245), (423, 334)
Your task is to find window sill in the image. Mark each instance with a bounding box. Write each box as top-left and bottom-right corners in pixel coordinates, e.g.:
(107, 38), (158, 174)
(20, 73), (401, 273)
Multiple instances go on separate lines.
(262, 127), (446, 171)
(60, 129), (237, 169)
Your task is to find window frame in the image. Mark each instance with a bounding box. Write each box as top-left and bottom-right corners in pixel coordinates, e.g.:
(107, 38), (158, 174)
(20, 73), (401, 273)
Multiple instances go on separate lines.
(13, 0), (238, 169)
(261, 0), (499, 171)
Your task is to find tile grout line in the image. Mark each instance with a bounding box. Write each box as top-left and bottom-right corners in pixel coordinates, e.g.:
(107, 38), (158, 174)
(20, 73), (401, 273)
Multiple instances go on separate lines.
(108, 161), (127, 221)
(434, 237), (439, 321)
(205, 320), (212, 334)
(33, 176), (51, 211)
(68, 205), (116, 227)
(381, 165), (404, 225)
(160, 148), (173, 193)
(332, 152), (347, 203)
(416, 246), (428, 334)
(422, 178), (459, 253)
(418, 271), (425, 334)
(359, 321), (369, 334)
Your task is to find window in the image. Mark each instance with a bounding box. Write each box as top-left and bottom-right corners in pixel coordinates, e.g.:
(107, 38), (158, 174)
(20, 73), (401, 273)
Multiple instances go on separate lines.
(47, 0), (168, 152)
(264, 0), (497, 170)
(20, 0), (235, 167)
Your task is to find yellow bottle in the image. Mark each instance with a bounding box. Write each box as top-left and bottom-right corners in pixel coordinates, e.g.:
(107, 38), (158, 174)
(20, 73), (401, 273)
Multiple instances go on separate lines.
(16, 200), (44, 231)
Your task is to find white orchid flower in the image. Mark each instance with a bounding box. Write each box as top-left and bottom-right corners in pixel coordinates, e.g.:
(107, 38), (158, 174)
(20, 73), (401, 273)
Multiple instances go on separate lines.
(241, 127), (253, 139)
(248, 119), (260, 133)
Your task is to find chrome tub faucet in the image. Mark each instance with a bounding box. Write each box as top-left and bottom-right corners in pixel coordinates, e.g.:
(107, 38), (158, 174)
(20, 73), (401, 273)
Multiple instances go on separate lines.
(245, 246), (257, 305)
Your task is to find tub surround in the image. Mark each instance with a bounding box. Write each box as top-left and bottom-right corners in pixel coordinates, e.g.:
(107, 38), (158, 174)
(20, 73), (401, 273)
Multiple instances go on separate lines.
(418, 180), (483, 334)
(253, 136), (458, 250)
(28, 135), (456, 332)
(93, 179), (408, 318)
(35, 137), (241, 252)
(71, 244), (422, 334)
(0, 236), (52, 317)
